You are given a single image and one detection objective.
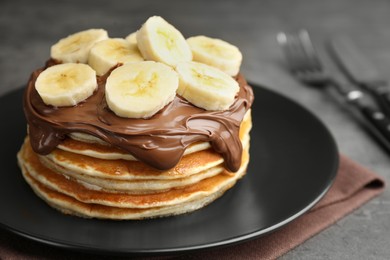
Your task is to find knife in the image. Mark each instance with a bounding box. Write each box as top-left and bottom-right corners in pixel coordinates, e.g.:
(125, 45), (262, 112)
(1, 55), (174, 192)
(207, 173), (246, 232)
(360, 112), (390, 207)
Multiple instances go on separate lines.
(328, 36), (390, 117)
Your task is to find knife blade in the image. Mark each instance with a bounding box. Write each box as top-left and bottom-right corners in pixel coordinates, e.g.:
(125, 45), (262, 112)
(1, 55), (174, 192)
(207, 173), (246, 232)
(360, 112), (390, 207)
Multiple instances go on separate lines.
(328, 36), (390, 116)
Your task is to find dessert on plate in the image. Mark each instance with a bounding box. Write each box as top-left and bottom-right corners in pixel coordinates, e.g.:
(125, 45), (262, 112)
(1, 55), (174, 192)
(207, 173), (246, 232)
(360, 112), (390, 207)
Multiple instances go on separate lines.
(17, 16), (254, 219)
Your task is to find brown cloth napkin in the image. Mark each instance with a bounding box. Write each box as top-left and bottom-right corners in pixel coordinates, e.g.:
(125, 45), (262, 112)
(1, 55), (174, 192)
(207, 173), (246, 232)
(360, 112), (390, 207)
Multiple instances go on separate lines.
(0, 154), (385, 260)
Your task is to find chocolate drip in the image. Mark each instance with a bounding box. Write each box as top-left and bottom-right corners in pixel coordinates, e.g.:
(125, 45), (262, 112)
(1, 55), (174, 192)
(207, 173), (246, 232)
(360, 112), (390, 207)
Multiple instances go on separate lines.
(23, 62), (254, 172)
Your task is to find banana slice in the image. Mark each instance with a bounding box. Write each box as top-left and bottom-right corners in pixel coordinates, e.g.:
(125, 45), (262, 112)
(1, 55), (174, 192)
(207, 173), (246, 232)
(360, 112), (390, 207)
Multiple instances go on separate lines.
(176, 61), (239, 111)
(35, 63), (97, 107)
(136, 16), (192, 67)
(105, 61), (178, 118)
(51, 29), (108, 63)
(125, 32), (137, 44)
(88, 38), (144, 76)
(187, 35), (242, 76)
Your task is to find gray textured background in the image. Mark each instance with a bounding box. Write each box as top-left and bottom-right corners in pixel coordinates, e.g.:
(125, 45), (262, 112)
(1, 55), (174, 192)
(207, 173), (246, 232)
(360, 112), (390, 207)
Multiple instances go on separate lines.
(1, 0), (390, 258)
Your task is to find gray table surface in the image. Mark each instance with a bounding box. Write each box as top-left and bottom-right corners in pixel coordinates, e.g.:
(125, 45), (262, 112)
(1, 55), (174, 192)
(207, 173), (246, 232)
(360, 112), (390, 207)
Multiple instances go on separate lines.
(1, 0), (390, 259)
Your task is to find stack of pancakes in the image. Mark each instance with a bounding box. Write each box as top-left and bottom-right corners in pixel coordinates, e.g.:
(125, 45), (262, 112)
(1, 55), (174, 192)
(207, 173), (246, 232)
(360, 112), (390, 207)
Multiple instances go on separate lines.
(17, 110), (251, 220)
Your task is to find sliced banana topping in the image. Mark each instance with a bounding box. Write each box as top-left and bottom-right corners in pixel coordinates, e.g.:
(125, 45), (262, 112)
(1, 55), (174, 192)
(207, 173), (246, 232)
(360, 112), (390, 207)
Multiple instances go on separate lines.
(105, 61), (178, 119)
(125, 32), (137, 44)
(176, 61), (239, 111)
(187, 35), (242, 76)
(35, 63), (97, 107)
(88, 38), (144, 76)
(51, 29), (108, 63)
(136, 16), (192, 67)
(42, 17), (244, 117)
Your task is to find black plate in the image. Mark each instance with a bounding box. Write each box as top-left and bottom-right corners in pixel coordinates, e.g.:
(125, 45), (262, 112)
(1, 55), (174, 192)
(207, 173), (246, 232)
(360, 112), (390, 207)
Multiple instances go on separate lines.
(0, 84), (338, 256)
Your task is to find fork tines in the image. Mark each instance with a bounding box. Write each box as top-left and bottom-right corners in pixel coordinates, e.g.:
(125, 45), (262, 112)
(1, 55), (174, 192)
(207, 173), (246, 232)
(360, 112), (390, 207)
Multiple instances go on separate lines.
(277, 30), (324, 74)
(277, 30), (330, 85)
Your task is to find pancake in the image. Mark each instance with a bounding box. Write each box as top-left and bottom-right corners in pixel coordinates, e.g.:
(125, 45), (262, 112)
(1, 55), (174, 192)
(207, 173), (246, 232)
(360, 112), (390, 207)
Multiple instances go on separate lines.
(19, 117), (252, 218)
(18, 100), (252, 218)
(20, 168), (237, 220)
(39, 136), (249, 194)
(43, 145), (224, 180)
(59, 134), (212, 161)
(40, 154), (225, 194)
(22, 132), (248, 194)
(18, 142), (249, 219)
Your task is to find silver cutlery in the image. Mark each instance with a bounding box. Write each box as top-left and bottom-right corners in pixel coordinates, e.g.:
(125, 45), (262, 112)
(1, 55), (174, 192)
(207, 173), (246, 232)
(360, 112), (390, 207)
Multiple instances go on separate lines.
(328, 36), (390, 117)
(277, 30), (390, 152)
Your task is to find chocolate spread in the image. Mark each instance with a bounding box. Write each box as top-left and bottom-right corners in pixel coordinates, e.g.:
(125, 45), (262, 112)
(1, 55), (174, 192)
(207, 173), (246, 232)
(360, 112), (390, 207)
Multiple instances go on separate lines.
(23, 61), (254, 172)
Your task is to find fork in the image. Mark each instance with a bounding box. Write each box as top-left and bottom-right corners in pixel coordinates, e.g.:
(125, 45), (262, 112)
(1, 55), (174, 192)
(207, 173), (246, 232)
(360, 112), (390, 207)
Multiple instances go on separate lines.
(277, 30), (390, 152)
